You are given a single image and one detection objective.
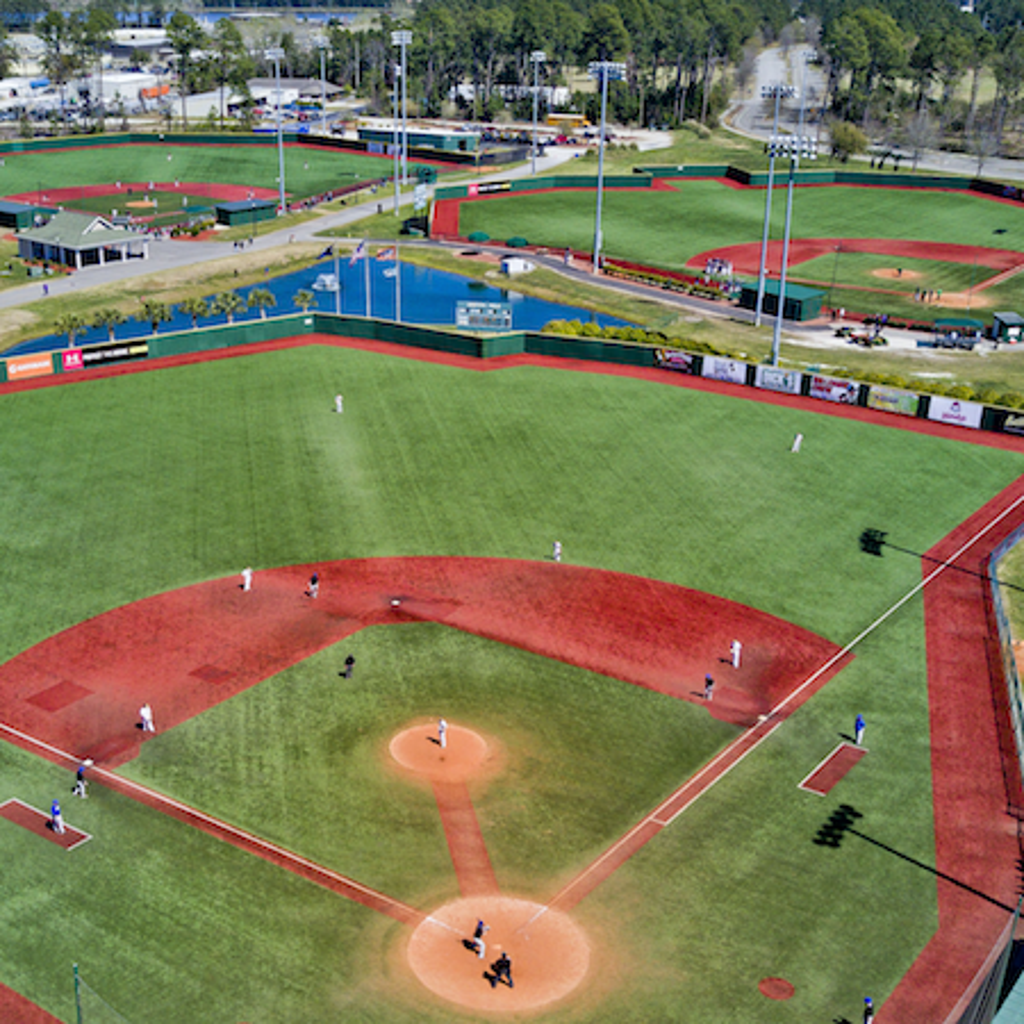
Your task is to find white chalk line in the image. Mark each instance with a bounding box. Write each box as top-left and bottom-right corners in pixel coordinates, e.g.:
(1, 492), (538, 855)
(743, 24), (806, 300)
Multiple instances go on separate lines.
(0, 796), (93, 850)
(552, 487), (1024, 907)
(0, 721), (420, 921)
(796, 742), (864, 796)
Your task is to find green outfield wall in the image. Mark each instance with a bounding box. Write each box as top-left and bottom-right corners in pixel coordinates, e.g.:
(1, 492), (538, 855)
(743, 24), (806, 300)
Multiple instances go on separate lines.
(0, 314), (1016, 440)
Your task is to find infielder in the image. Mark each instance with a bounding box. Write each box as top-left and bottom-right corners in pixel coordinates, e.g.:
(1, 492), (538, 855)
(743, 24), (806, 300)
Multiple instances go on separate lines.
(241, 566), (253, 592)
(139, 703), (155, 733)
(438, 718), (448, 749)
(730, 639), (742, 668)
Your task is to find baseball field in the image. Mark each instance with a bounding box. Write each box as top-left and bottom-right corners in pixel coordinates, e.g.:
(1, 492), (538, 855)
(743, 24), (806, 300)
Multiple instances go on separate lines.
(0, 334), (1022, 1022)
(447, 179), (1024, 320)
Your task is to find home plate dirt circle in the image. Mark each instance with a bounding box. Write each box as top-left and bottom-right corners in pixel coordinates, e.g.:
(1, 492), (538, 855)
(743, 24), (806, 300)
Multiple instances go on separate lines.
(389, 722), (496, 783)
(407, 895), (591, 1011)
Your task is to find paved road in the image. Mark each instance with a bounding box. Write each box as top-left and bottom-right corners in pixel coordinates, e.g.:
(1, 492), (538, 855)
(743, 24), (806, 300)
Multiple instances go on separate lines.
(727, 45), (1024, 183)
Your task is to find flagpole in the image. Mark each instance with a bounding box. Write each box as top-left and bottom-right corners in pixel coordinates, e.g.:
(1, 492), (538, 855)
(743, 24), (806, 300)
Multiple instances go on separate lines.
(395, 241), (401, 324)
(334, 248), (340, 315)
(364, 241), (371, 318)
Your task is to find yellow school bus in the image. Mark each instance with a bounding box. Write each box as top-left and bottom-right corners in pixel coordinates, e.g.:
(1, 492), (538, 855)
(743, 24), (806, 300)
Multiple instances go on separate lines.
(545, 112), (590, 130)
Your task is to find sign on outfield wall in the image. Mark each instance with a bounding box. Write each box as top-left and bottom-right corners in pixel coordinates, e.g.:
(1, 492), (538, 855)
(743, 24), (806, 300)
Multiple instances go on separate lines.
(755, 365), (801, 394)
(468, 181), (511, 197)
(928, 395), (983, 429)
(867, 385), (919, 417)
(654, 349), (695, 373)
(702, 356), (747, 385)
(80, 340), (149, 366)
(809, 374), (859, 404)
(5, 353), (53, 380)
(62, 349), (84, 372)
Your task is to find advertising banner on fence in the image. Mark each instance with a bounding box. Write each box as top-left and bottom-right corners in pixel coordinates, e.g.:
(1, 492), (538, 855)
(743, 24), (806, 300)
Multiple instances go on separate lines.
(80, 340), (149, 366)
(986, 409), (1024, 436)
(702, 356), (747, 385)
(754, 365), (801, 394)
(62, 349), (84, 372)
(468, 181), (511, 197)
(655, 349), (696, 373)
(5, 353), (54, 380)
(928, 395), (983, 429)
(867, 385), (919, 417)
(809, 374), (859, 404)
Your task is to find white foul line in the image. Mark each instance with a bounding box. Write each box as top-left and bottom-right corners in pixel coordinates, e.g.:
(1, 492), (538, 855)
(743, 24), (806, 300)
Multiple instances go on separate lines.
(0, 722), (419, 920)
(557, 486), (1024, 900)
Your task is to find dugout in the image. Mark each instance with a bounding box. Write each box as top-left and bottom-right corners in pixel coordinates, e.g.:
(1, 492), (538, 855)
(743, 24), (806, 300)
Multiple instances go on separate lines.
(0, 200), (44, 230)
(214, 199), (277, 227)
(737, 280), (824, 322)
(993, 312), (1024, 343)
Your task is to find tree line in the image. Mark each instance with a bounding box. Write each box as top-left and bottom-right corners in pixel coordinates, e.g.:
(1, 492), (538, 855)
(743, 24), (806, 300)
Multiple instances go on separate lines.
(14, 0), (1024, 158)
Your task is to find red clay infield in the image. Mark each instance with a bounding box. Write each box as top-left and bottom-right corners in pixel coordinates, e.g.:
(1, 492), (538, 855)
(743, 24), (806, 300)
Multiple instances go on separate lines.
(0, 559), (840, 775)
(5, 182), (281, 205)
(687, 238), (1024, 277)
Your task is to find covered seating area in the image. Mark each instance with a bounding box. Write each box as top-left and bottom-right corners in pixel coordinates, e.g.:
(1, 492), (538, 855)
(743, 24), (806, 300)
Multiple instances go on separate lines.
(16, 210), (148, 269)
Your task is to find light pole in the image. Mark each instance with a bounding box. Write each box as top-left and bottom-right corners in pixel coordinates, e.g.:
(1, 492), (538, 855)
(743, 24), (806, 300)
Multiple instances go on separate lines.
(530, 50), (546, 177)
(588, 60), (625, 276)
(392, 61), (401, 216)
(265, 47), (286, 216)
(391, 30), (411, 185)
(316, 36), (328, 136)
(754, 84), (793, 327)
(771, 55), (816, 367)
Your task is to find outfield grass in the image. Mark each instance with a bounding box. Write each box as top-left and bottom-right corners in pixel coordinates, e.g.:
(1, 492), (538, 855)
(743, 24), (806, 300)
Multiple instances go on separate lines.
(0, 343), (1020, 1022)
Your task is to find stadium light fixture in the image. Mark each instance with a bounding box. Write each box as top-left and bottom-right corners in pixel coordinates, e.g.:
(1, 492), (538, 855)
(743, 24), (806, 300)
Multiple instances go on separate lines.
(753, 83), (794, 328)
(265, 48), (286, 216)
(530, 51), (546, 177)
(588, 61), (625, 276)
(391, 31), (412, 186)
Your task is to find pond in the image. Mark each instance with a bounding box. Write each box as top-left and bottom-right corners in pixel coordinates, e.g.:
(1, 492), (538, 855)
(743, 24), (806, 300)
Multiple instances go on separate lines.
(6, 255), (630, 357)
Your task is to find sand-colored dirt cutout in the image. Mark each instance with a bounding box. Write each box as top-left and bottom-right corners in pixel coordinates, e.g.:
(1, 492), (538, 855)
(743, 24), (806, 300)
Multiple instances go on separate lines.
(872, 267), (922, 281)
(407, 895), (591, 1012)
(390, 722), (498, 783)
(392, 723), (591, 1011)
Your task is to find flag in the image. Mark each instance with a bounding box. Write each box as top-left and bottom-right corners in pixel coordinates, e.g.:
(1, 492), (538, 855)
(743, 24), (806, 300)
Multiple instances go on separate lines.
(376, 246), (396, 261)
(349, 241), (366, 266)
(316, 245), (334, 259)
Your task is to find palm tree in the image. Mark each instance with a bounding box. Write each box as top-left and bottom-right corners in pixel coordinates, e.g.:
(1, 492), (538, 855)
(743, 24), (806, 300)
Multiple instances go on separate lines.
(212, 290), (245, 324)
(137, 299), (171, 335)
(247, 286), (277, 320)
(90, 308), (127, 342)
(54, 312), (85, 346)
(293, 289), (317, 313)
(179, 296), (209, 329)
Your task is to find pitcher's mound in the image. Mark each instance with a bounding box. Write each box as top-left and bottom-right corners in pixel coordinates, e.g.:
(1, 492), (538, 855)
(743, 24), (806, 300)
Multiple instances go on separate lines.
(389, 722), (498, 783)
(408, 895), (590, 1011)
(872, 267), (921, 280)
